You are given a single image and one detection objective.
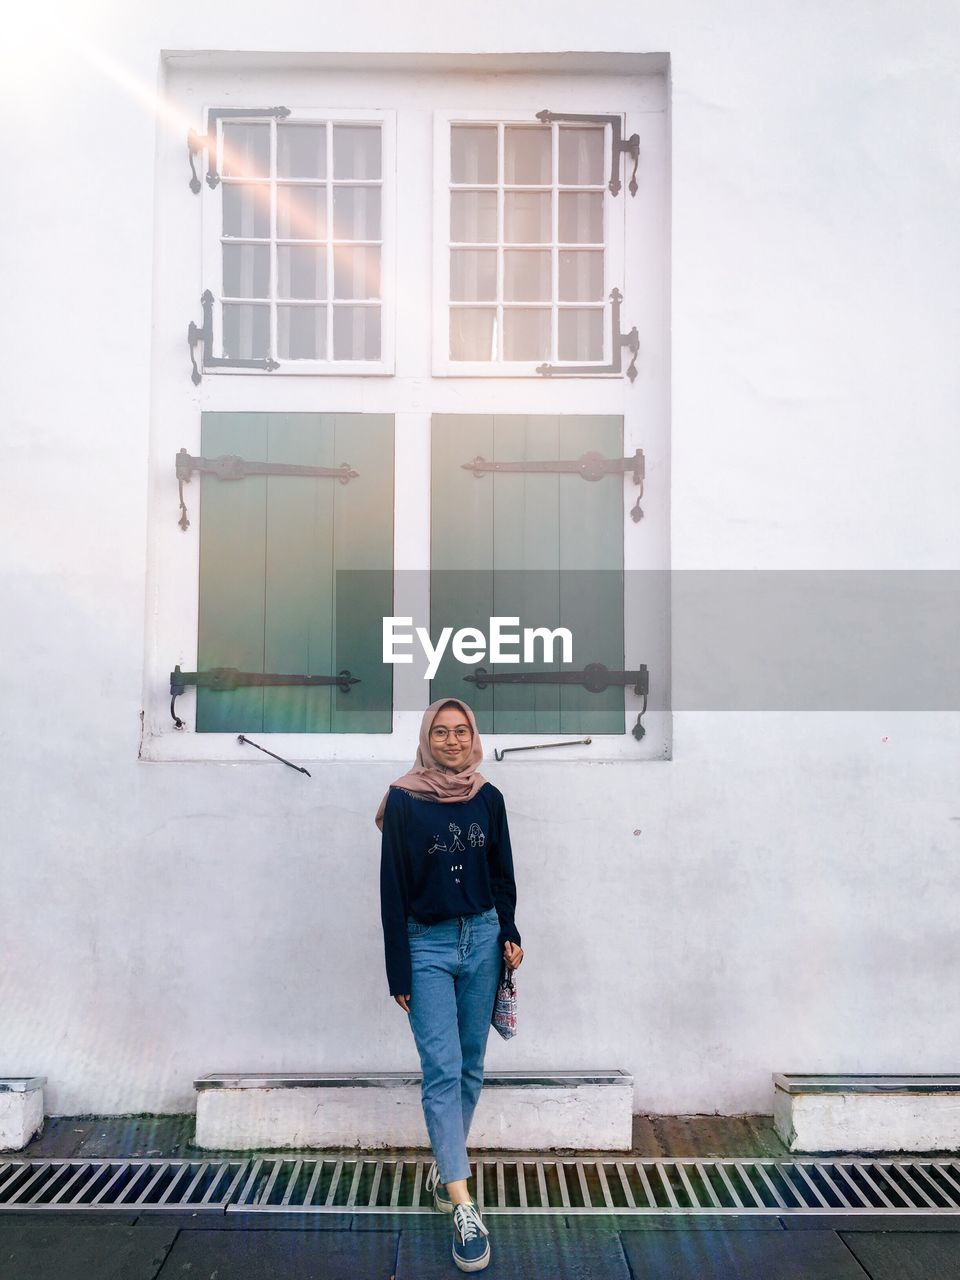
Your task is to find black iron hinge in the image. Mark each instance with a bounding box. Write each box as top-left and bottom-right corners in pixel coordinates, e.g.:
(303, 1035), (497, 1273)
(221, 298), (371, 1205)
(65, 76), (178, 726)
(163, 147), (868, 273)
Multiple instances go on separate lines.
(535, 110), (639, 196)
(175, 448), (359, 530)
(187, 106), (291, 193)
(465, 662), (647, 697)
(462, 447), (643, 486)
(169, 665), (359, 727)
(187, 290), (280, 385)
(536, 289), (638, 381)
(464, 663), (649, 740)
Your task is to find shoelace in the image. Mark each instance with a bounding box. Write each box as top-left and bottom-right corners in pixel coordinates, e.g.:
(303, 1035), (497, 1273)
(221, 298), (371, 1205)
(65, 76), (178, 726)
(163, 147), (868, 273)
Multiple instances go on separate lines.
(425, 1162), (440, 1194)
(453, 1202), (489, 1243)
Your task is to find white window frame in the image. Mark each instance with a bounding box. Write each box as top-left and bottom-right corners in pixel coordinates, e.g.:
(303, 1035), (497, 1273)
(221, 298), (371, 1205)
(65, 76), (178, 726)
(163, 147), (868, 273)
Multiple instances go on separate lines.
(144, 53), (669, 765)
(200, 106), (396, 376)
(432, 109), (626, 377)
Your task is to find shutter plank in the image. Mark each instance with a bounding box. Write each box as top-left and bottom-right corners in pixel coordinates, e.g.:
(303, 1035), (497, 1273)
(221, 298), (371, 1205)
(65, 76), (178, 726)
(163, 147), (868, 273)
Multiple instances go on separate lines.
(197, 412), (267, 732)
(430, 415), (495, 729)
(559, 415), (625, 734)
(491, 415), (562, 734)
(262, 414), (336, 733)
(332, 413), (394, 733)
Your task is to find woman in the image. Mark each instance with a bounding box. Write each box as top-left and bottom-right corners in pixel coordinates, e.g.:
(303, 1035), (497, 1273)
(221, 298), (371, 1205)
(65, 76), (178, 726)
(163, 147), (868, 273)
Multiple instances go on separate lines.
(377, 697), (523, 1273)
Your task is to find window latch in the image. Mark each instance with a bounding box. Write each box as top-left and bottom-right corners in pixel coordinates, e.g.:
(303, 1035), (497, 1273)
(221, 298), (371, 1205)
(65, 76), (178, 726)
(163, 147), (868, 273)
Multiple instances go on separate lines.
(175, 447), (359, 530)
(462, 446), (643, 486)
(169, 665), (359, 727)
(187, 290), (281, 385)
(535, 110), (639, 196)
(536, 288), (638, 381)
(187, 106), (291, 193)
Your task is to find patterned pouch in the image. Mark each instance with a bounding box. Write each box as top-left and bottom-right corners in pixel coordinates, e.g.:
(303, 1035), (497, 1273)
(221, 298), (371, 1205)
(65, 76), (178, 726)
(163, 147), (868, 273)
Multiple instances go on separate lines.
(491, 963), (518, 1040)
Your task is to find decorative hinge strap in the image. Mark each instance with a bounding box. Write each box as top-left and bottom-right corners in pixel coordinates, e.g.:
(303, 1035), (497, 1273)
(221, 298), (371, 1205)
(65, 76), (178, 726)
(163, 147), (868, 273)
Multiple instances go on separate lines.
(169, 665), (359, 726)
(186, 289), (280, 385)
(536, 288), (638, 381)
(535, 109), (639, 196)
(187, 106), (291, 193)
(465, 663), (648, 696)
(462, 448), (643, 486)
(175, 447), (359, 530)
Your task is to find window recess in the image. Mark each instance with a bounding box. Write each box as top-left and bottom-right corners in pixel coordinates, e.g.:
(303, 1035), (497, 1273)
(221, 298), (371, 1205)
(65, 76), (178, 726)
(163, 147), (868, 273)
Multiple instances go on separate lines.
(433, 111), (634, 377)
(191, 109), (395, 378)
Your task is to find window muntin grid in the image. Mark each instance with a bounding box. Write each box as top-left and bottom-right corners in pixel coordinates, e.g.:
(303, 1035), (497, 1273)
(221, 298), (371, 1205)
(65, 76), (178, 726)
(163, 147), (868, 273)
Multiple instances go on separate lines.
(447, 120), (610, 365)
(216, 116), (384, 366)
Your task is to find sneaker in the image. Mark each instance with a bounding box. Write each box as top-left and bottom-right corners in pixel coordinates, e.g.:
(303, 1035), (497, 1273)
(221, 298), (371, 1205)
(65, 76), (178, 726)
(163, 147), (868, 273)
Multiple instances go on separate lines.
(452, 1200), (490, 1273)
(424, 1160), (454, 1212)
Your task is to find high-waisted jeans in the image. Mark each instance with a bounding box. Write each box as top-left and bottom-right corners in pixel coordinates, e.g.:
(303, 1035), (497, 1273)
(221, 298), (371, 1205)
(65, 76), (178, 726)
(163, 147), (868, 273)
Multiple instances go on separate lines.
(406, 906), (502, 1185)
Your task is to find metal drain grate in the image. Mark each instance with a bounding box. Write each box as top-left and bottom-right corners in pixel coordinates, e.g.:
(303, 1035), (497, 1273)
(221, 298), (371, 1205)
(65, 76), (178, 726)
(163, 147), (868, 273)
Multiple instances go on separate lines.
(2, 1156), (960, 1214)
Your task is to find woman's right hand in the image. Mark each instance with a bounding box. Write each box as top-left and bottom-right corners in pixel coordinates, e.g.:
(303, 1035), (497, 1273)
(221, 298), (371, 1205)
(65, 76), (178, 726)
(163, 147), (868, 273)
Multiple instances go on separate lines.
(394, 994), (411, 1013)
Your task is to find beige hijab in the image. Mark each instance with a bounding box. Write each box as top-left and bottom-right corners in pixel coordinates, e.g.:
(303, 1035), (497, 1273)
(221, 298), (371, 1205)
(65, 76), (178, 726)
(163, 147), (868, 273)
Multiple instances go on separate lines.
(374, 697), (487, 830)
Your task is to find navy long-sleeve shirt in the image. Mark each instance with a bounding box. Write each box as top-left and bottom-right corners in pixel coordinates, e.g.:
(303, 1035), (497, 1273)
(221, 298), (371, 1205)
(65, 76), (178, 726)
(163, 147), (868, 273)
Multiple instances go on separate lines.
(379, 782), (521, 997)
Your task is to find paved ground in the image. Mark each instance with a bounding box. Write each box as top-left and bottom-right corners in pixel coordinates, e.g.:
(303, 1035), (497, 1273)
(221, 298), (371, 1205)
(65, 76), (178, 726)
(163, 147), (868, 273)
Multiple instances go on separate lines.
(4, 1116), (960, 1278)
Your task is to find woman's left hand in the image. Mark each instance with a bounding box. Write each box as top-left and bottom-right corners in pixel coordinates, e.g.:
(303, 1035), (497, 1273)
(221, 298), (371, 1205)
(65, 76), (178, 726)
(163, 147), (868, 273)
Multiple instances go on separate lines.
(503, 940), (523, 970)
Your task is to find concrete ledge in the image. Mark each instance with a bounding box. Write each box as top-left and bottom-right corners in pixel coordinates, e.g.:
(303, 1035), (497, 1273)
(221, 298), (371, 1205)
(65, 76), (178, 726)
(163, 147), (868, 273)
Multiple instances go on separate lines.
(773, 1073), (960, 1152)
(0, 1077), (46, 1151)
(194, 1070), (633, 1152)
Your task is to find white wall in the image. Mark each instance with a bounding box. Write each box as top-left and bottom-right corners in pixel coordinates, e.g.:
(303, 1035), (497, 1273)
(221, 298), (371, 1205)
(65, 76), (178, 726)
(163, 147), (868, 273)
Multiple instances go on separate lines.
(1, 0), (959, 1116)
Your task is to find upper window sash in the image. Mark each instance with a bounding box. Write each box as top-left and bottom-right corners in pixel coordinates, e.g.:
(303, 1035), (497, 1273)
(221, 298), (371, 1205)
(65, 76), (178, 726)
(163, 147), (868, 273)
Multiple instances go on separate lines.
(198, 107), (396, 376)
(432, 109), (627, 378)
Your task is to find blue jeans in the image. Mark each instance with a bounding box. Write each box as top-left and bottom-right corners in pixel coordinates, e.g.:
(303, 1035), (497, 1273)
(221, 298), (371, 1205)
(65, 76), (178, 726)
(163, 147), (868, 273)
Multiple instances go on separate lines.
(406, 906), (502, 1185)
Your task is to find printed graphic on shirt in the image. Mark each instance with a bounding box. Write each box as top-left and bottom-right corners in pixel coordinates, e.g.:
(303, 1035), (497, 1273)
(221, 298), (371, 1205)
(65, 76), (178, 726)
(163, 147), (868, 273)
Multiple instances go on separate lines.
(467, 822), (485, 848)
(428, 834), (447, 855)
(450, 861), (463, 883)
(448, 822), (466, 853)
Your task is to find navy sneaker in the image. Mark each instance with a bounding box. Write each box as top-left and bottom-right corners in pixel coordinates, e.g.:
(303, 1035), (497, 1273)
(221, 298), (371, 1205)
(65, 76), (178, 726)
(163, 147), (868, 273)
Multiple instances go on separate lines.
(425, 1160), (454, 1213)
(452, 1200), (490, 1272)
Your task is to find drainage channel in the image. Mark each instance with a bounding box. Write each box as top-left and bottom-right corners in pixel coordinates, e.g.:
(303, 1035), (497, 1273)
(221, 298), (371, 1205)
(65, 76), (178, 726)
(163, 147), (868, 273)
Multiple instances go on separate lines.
(1, 1156), (959, 1215)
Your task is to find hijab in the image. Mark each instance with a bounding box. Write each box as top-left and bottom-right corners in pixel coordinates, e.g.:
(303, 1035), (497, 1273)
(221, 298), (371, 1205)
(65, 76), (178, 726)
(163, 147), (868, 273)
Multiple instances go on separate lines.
(374, 697), (487, 830)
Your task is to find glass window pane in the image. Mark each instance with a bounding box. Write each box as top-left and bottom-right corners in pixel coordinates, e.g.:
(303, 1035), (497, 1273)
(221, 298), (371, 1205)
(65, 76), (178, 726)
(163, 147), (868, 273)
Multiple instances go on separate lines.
(222, 123), (269, 179)
(559, 308), (604, 360)
(450, 250), (496, 301)
(504, 192), (551, 243)
(222, 243), (270, 298)
(277, 184), (327, 239)
(278, 245), (326, 299)
(334, 246), (381, 299)
(333, 125), (381, 179)
(277, 124), (326, 179)
(504, 250), (551, 301)
(333, 186), (381, 239)
(559, 127), (604, 185)
(222, 184), (269, 238)
(450, 308), (496, 360)
(222, 303), (270, 360)
(559, 250), (604, 301)
(278, 305), (326, 359)
(333, 305), (381, 359)
(559, 192), (603, 243)
(450, 191), (497, 243)
(503, 308), (550, 360)
(451, 126), (497, 184)
(504, 126), (551, 185)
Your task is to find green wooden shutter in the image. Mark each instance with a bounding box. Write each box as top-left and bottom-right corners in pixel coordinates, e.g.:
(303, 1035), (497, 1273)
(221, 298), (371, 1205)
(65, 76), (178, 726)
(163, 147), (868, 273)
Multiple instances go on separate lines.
(430, 414), (624, 734)
(196, 412), (393, 733)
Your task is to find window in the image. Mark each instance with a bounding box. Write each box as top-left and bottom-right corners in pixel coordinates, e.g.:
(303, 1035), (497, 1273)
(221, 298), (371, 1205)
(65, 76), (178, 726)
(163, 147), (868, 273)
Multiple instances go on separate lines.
(147, 54), (668, 762)
(433, 111), (628, 376)
(193, 109), (395, 376)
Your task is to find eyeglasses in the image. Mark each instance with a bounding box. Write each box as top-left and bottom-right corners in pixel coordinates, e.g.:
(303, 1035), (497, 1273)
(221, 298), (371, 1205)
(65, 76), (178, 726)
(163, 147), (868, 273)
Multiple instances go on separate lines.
(430, 726), (472, 741)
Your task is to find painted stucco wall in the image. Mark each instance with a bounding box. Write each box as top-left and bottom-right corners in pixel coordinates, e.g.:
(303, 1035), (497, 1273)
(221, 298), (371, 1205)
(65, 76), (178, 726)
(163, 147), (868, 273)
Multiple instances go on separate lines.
(2, 1), (958, 1115)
